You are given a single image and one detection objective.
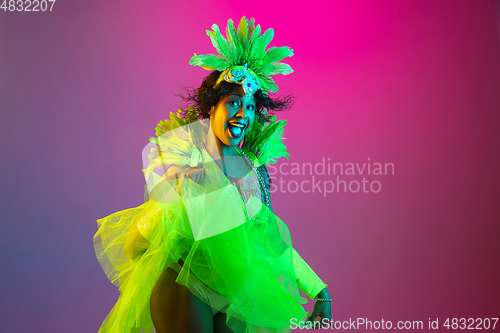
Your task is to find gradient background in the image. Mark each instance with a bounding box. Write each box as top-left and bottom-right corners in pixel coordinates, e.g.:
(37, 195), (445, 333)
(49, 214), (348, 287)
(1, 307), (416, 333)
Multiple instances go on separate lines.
(1, 0), (499, 332)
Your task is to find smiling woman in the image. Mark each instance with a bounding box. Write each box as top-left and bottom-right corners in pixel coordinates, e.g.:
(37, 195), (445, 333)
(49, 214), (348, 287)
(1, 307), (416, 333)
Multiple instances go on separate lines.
(93, 17), (332, 333)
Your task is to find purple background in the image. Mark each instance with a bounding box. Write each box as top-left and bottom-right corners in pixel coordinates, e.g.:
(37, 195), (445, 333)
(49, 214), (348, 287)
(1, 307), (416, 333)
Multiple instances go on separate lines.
(1, 0), (499, 332)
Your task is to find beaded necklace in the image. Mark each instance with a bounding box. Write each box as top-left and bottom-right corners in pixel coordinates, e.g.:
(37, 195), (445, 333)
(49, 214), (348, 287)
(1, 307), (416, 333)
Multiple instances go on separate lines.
(224, 167), (261, 205)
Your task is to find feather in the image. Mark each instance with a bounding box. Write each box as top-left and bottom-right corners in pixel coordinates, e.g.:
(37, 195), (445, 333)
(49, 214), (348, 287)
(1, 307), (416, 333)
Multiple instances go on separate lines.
(226, 19), (235, 45)
(247, 17), (256, 41)
(225, 19), (236, 58)
(211, 24), (232, 59)
(226, 19), (243, 64)
(262, 46), (294, 65)
(206, 30), (225, 57)
(236, 16), (249, 42)
(241, 116), (289, 166)
(250, 28), (274, 60)
(267, 62), (294, 76)
(190, 54), (228, 70)
(260, 77), (278, 94)
(246, 23), (260, 59)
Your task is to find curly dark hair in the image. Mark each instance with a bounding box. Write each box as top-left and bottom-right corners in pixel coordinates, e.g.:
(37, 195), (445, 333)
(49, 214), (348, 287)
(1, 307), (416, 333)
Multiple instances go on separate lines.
(177, 70), (294, 124)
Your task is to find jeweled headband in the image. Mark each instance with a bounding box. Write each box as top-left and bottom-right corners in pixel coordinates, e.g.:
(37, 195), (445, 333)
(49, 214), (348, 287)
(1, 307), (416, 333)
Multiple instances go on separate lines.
(189, 17), (294, 97)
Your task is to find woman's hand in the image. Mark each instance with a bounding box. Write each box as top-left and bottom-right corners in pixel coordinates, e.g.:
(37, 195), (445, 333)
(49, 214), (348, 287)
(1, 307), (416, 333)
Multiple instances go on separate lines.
(177, 163), (206, 191)
(305, 288), (332, 329)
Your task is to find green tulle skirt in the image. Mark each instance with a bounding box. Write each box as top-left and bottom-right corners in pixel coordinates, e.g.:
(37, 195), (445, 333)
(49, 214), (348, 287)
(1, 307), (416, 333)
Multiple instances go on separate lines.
(94, 148), (310, 332)
(94, 197), (309, 332)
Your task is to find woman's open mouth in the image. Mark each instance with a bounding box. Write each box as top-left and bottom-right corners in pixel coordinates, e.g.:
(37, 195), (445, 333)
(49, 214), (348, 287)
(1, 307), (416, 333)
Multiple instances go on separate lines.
(227, 121), (246, 138)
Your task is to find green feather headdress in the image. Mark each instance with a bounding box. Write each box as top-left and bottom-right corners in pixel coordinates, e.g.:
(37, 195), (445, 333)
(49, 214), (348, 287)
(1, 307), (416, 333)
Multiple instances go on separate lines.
(189, 16), (294, 96)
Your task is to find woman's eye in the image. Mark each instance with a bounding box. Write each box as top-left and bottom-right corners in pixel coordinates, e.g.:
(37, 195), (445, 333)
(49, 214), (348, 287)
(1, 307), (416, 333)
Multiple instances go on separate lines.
(229, 100), (240, 107)
(247, 105), (255, 110)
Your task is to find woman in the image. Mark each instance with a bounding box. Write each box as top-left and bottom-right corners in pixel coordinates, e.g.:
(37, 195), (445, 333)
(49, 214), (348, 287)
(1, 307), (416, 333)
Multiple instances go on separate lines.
(94, 17), (332, 333)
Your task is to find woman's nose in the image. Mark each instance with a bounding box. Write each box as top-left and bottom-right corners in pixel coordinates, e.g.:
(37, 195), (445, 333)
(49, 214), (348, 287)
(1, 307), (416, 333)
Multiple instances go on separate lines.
(235, 106), (246, 118)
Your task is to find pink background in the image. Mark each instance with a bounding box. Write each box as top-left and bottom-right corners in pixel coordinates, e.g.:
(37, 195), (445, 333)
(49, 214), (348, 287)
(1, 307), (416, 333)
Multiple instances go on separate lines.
(1, 0), (499, 331)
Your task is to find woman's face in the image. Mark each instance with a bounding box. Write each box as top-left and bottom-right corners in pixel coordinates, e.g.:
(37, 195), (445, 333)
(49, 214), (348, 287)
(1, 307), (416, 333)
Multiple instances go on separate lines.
(210, 85), (256, 147)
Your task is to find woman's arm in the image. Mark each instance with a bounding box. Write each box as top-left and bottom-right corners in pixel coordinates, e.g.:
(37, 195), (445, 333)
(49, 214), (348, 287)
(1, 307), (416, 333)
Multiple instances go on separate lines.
(162, 164), (206, 194)
(162, 164), (188, 181)
(292, 248), (329, 299)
